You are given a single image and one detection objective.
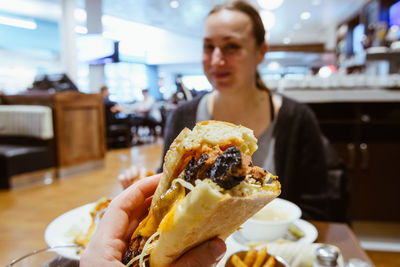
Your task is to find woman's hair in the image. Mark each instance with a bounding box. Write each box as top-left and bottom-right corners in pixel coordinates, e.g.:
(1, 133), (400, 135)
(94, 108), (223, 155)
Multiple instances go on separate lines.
(207, 0), (269, 92)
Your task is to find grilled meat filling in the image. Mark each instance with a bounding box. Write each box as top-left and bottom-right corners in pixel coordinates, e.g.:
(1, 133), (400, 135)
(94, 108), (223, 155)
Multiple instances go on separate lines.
(184, 146), (267, 189)
(208, 146), (245, 189)
(184, 154), (208, 183)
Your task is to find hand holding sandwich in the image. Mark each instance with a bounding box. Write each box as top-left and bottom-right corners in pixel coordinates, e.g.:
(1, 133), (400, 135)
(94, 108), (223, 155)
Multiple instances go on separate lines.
(118, 166), (148, 189)
(80, 173), (226, 267)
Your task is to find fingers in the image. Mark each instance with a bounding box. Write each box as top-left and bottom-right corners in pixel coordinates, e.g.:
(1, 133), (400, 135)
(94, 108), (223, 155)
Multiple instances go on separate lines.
(118, 166), (149, 189)
(118, 166), (140, 189)
(119, 177), (131, 190)
(110, 173), (161, 217)
(172, 238), (226, 267)
(124, 196), (153, 241)
(95, 174), (161, 241)
(119, 175), (132, 190)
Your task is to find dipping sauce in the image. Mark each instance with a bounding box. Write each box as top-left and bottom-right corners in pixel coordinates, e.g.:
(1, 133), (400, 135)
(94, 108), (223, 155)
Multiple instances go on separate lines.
(252, 206), (289, 221)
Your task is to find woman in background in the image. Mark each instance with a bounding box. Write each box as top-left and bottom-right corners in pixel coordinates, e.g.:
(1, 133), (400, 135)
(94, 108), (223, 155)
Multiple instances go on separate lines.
(123, 0), (328, 220)
(82, 1), (330, 265)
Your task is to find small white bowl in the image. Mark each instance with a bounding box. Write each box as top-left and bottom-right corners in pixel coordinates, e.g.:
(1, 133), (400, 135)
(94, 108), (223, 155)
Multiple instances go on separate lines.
(239, 198), (302, 242)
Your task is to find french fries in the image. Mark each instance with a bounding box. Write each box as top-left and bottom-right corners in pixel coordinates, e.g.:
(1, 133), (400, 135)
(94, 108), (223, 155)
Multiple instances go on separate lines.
(253, 246), (267, 267)
(229, 246), (277, 267)
(262, 255), (275, 267)
(243, 248), (257, 266)
(231, 254), (248, 267)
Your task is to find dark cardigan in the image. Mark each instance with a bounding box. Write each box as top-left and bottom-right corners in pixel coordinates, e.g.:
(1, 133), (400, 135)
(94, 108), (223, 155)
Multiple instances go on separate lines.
(161, 94), (329, 220)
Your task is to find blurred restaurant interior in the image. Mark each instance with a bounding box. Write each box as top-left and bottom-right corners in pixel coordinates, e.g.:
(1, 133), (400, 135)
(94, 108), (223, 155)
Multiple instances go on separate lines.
(0, 0), (400, 266)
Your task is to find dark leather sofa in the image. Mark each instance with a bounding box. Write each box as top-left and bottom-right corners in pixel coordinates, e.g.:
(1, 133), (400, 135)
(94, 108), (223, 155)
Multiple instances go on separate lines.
(0, 140), (54, 189)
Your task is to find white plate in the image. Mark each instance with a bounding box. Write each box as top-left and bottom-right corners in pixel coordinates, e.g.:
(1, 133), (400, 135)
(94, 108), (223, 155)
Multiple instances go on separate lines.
(293, 219), (318, 243)
(231, 219), (318, 246)
(44, 203), (95, 260)
(217, 219), (318, 267)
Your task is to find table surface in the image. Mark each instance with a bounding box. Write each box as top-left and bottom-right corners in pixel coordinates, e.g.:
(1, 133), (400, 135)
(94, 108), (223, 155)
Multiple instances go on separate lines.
(312, 221), (372, 264)
(0, 142), (373, 265)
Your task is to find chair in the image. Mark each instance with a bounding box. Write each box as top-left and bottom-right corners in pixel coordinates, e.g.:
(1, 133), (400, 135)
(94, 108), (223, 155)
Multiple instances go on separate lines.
(299, 136), (351, 224)
(323, 136), (351, 224)
(105, 113), (132, 149)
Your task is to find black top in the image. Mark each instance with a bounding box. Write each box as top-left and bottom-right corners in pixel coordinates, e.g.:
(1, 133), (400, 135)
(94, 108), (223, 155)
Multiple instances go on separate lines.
(161, 93), (329, 220)
(104, 98), (117, 124)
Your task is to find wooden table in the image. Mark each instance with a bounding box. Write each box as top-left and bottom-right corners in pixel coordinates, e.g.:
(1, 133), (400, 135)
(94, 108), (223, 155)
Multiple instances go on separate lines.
(0, 143), (378, 265)
(312, 221), (372, 264)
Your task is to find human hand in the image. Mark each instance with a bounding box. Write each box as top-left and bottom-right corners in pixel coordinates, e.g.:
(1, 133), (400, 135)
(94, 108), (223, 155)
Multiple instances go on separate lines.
(80, 173), (226, 267)
(171, 237), (226, 267)
(80, 174), (161, 266)
(118, 165), (150, 189)
(111, 104), (123, 113)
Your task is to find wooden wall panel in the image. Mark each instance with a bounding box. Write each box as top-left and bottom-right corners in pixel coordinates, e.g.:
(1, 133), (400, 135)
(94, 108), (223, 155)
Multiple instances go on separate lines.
(58, 108), (101, 166)
(54, 92), (105, 167)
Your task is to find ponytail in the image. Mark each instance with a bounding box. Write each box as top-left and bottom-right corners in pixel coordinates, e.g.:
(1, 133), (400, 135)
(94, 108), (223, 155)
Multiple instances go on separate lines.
(255, 71), (269, 92)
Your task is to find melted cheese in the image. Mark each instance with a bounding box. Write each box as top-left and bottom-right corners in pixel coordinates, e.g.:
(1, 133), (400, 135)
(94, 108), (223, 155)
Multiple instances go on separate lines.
(157, 188), (185, 232)
(130, 182), (186, 240)
(126, 183), (186, 266)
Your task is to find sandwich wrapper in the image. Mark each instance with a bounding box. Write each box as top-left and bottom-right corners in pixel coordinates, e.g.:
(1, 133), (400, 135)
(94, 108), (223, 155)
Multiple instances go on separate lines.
(220, 237), (345, 267)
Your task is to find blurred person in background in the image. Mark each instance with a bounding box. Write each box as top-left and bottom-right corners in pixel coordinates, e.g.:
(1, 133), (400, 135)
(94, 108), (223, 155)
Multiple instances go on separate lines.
(130, 88), (162, 138)
(133, 89), (160, 120)
(120, 0), (331, 221)
(175, 73), (193, 101)
(101, 85), (124, 124)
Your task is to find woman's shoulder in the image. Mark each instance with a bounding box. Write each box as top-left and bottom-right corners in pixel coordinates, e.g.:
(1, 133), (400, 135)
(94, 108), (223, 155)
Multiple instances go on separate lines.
(174, 93), (206, 113)
(273, 93), (319, 131)
(167, 93), (207, 129)
(278, 93), (315, 117)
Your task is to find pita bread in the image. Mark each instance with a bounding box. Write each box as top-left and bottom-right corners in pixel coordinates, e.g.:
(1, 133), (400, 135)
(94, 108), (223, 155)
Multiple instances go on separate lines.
(127, 121), (281, 267)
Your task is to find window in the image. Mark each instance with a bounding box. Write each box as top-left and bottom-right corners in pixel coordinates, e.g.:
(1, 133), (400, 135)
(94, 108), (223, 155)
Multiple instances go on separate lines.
(105, 62), (148, 103)
(181, 75), (212, 91)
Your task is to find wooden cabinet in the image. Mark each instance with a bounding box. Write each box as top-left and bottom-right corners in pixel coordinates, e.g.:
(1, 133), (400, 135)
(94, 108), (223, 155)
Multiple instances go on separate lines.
(309, 102), (400, 222)
(53, 92), (105, 167)
(2, 91), (106, 176)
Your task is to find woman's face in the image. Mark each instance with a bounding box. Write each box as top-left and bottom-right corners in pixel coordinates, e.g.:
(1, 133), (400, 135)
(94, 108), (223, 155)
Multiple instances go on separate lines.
(202, 9), (266, 93)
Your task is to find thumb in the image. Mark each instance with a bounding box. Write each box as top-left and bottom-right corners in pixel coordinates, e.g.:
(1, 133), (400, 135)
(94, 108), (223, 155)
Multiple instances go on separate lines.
(171, 238), (226, 267)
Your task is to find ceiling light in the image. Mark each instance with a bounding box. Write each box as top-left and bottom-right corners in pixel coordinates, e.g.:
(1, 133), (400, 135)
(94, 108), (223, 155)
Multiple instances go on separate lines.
(260, 10), (275, 31)
(75, 26), (88, 34)
(0, 0), (60, 22)
(0, 15), (37, 30)
(170, 0), (179, 8)
(267, 61), (281, 70)
(74, 8), (87, 22)
(312, 0), (321, 5)
(257, 0), (284, 10)
(318, 66), (333, 78)
(300, 12), (311, 20)
(283, 37), (291, 44)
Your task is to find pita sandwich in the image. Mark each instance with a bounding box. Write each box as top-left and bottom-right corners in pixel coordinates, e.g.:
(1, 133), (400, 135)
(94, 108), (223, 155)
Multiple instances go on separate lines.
(123, 120), (281, 267)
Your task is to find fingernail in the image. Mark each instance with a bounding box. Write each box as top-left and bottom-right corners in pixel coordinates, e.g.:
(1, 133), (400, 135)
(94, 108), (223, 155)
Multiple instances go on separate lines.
(209, 238), (226, 261)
